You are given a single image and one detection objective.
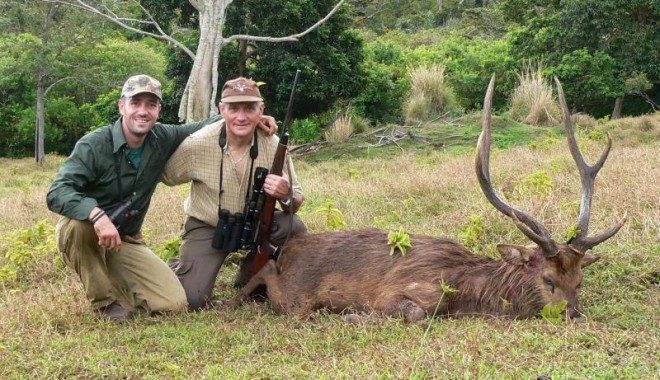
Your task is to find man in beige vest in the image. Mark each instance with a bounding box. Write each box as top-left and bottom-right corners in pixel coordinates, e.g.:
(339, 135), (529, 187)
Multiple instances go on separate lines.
(163, 77), (307, 310)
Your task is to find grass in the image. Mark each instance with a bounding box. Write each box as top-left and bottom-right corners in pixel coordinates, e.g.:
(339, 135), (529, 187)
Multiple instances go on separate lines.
(0, 117), (658, 379)
(509, 65), (560, 126)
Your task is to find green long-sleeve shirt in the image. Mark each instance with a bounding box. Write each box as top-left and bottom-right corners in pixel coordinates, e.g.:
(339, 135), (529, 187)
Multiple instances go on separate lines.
(47, 115), (220, 236)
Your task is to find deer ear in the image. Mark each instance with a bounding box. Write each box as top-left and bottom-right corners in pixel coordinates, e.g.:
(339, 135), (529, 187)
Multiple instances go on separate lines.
(581, 254), (600, 268)
(497, 244), (534, 266)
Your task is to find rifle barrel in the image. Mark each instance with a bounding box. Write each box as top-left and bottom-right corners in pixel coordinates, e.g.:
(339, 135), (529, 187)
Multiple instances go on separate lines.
(281, 69), (301, 137)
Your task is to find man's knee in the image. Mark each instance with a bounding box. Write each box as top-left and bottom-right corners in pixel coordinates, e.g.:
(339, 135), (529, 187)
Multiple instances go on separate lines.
(290, 215), (307, 235)
(271, 213), (307, 245)
(186, 292), (210, 311)
(57, 218), (96, 249)
(171, 257), (219, 311)
(149, 286), (188, 313)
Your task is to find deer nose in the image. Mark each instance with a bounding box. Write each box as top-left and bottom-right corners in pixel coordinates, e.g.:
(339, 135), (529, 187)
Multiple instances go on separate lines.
(568, 307), (585, 319)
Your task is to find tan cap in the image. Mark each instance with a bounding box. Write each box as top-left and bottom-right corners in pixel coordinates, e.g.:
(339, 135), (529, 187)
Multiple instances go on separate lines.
(121, 74), (162, 101)
(221, 77), (263, 103)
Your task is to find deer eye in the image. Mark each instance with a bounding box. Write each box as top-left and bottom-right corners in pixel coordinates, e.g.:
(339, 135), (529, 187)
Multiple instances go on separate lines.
(543, 277), (555, 293)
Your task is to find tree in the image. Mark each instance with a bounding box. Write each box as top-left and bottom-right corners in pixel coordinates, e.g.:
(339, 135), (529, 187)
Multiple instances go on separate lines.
(218, 0), (365, 120)
(0, 0), (107, 163)
(501, 0), (660, 116)
(46, 0), (348, 122)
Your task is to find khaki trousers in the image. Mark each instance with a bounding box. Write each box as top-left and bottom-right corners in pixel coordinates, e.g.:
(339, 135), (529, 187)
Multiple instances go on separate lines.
(56, 217), (187, 313)
(171, 213), (307, 310)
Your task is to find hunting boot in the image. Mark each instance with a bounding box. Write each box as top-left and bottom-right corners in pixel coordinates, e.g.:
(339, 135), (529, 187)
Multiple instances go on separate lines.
(96, 302), (131, 323)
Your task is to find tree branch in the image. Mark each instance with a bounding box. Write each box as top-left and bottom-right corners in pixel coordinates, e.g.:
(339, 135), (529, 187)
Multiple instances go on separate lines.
(45, 76), (75, 96)
(42, 0), (196, 59)
(224, 0), (347, 44)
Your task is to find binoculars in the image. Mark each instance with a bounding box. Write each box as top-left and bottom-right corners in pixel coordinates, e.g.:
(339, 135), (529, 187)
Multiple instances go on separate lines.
(212, 167), (269, 253)
(108, 199), (140, 230)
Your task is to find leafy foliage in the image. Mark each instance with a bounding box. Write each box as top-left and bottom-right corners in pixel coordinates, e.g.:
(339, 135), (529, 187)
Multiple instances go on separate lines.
(0, 221), (60, 288)
(0, 29), (170, 156)
(387, 227), (412, 256)
(460, 214), (485, 250)
(541, 300), (568, 323)
(290, 118), (324, 144)
(315, 199), (347, 231)
(546, 49), (623, 111)
(502, 0), (659, 115)
(154, 236), (182, 262)
(1, 0), (658, 160)
(517, 169), (554, 197)
(351, 39), (408, 124)
(221, 0), (365, 122)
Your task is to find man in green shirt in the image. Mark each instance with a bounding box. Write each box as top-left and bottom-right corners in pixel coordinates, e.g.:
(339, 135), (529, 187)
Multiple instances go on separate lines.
(47, 74), (276, 322)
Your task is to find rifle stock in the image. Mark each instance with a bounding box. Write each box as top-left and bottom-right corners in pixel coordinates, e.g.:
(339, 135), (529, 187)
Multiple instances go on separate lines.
(251, 70), (301, 276)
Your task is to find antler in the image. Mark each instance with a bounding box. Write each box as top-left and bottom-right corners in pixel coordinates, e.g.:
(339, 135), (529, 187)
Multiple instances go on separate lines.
(476, 75), (559, 257)
(554, 77), (627, 252)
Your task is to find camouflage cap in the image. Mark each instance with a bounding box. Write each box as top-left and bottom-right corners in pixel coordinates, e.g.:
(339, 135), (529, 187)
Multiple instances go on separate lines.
(221, 77), (263, 103)
(121, 74), (162, 101)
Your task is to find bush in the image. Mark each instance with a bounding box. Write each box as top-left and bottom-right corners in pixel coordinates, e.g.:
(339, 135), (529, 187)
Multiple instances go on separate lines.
(351, 39), (408, 125)
(509, 65), (560, 126)
(547, 49), (624, 113)
(571, 113), (597, 129)
(404, 64), (458, 124)
(290, 118), (323, 144)
(0, 221), (61, 288)
(325, 113), (354, 143)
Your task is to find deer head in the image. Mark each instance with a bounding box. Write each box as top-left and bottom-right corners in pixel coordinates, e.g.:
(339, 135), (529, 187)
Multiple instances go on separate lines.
(475, 75), (627, 318)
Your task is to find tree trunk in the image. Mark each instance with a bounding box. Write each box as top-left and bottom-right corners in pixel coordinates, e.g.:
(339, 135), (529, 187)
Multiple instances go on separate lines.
(238, 39), (248, 77)
(611, 97), (623, 120)
(179, 0), (233, 122)
(35, 74), (47, 165)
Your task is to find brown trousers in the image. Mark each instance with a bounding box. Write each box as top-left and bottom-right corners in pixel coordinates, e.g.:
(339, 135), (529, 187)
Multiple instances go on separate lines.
(56, 217), (187, 312)
(170, 213), (306, 310)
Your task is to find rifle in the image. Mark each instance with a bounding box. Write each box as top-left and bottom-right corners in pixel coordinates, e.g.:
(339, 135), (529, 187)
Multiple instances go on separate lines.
(251, 69), (301, 276)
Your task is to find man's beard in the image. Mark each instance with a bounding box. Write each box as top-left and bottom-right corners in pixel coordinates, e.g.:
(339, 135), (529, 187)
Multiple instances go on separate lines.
(127, 124), (151, 137)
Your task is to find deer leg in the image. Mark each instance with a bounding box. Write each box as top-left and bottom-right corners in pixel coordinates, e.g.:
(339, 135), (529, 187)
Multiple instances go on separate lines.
(381, 299), (427, 322)
(226, 259), (278, 308)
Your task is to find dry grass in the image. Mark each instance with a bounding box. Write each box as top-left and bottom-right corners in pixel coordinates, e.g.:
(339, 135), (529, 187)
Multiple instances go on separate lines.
(604, 112), (660, 147)
(571, 112), (598, 129)
(509, 65), (560, 126)
(404, 64), (458, 124)
(324, 113), (354, 143)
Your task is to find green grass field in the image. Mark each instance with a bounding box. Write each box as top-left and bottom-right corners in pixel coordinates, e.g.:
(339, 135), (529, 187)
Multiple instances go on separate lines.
(1, 116), (658, 379)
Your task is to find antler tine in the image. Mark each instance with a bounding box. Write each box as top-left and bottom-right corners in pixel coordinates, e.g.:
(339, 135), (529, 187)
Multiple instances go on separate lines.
(578, 211), (628, 251)
(554, 77), (614, 247)
(476, 75), (558, 255)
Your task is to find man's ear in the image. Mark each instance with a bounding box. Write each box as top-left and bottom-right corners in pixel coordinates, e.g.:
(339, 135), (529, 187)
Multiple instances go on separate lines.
(118, 98), (125, 115)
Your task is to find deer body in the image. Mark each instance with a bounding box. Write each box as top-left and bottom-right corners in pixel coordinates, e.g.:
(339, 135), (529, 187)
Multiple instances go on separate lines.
(233, 228), (595, 321)
(231, 76), (625, 321)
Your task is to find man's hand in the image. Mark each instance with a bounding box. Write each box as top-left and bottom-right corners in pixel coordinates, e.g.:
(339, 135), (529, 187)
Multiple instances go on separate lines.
(94, 216), (122, 250)
(263, 173), (290, 201)
(89, 207), (121, 250)
(258, 115), (278, 136)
